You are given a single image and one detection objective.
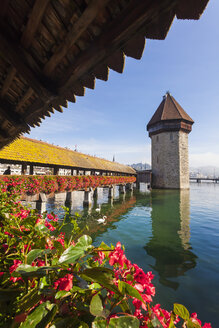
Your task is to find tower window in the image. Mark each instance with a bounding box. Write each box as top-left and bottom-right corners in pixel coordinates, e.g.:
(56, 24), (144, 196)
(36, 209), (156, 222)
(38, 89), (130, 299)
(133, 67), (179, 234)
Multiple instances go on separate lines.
(156, 136), (159, 142)
(157, 156), (159, 164)
(170, 133), (173, 141)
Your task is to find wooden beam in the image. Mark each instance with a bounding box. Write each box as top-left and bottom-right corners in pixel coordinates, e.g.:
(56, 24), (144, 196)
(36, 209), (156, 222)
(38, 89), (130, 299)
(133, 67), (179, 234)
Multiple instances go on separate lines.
(0, 98), (29, 129)
(58, 0), (178, 93)
(0, 29), (55, 102)
(21, 0), (50, 49)
(16, 87), (34, 111)
(0, 67), (16, 97)
(43, 0), (109, 77)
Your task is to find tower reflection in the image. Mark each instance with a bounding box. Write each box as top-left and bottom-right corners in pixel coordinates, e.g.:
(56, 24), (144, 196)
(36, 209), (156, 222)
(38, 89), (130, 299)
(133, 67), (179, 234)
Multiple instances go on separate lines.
(145, 190), (197, 289)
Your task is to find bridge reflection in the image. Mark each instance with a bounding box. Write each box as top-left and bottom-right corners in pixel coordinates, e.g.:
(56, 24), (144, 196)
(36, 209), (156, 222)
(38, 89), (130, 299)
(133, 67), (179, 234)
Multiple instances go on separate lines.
(145, 190), (197, 290)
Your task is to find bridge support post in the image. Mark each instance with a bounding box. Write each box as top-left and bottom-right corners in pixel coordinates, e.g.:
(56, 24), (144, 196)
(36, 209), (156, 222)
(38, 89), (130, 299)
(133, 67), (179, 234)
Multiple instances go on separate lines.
(29, 164), (34, 175)
(126, 183), (134, 192)
(93, 188), (98, 199)
(83, 190), (93, 207)
(36, 193), (47, 213)
(54, 167), (59, 175)
(21, 163), (27, 175)
(108, 186), (114, 199)
(119, 185), (126, 194)
(65, 191), (73, 204)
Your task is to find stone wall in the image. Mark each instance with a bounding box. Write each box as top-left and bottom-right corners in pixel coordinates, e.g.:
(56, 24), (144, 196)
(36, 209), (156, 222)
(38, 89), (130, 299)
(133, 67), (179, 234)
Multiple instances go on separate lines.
(151, 131), (189, 189)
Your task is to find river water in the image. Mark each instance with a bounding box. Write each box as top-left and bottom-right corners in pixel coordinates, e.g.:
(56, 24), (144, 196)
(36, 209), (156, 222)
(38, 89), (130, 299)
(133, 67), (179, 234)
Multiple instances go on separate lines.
(46, 183), (219, 326)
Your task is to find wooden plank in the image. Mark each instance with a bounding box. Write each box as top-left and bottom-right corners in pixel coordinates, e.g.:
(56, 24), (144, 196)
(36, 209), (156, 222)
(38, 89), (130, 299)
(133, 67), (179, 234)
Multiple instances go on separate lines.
(43, 0), (109, 76)
(59, 0), (178, 93)
(123, 35), (146, 59)
(0, 30), (55, 102)
(16, 87), (34, 111)
(21, 0), (50, 49)
(176, 0), (209, 19)
(0, 98), (29, 129)
(107, 50), (125, 73)
(0, 66), (16, 97)
(93, 64), (109, 81)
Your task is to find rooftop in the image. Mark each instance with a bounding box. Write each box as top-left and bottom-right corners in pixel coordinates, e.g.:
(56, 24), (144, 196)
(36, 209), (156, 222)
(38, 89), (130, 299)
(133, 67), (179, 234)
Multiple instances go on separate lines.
(0, 137), (136, 174)
(0, 0), (209, 148)
(147, 92), (194, 129)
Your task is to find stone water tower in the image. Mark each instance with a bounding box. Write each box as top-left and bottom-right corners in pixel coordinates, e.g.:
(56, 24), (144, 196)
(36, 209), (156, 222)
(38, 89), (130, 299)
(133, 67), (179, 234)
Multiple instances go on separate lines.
(147, 92), (194, 189)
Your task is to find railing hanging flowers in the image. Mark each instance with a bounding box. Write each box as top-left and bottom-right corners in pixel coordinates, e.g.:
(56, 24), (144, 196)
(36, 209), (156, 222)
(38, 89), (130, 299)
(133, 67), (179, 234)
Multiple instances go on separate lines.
(0, 175), (136, 196)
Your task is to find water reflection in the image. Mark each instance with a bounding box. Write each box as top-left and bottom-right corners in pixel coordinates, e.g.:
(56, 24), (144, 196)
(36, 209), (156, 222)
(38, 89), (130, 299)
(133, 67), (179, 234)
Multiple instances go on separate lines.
(145, 190), (197, 289)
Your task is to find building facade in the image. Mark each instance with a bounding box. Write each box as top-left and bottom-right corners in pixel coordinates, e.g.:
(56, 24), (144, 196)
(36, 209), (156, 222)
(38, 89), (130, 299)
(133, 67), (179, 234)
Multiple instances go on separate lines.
(147, 92), (194, 189)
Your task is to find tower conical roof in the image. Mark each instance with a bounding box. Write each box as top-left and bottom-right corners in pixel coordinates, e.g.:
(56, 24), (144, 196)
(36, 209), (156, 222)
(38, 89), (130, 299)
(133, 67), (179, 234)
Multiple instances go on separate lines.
(147, 93), (194, 130)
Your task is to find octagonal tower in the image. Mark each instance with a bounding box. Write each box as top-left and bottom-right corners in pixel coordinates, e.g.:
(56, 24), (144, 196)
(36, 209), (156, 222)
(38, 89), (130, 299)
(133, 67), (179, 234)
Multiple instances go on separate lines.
(147, 92), (194, 189)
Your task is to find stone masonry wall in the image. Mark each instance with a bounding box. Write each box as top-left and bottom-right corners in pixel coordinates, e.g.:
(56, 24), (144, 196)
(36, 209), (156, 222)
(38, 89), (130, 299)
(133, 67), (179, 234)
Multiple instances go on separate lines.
(151, 131), (189, 189)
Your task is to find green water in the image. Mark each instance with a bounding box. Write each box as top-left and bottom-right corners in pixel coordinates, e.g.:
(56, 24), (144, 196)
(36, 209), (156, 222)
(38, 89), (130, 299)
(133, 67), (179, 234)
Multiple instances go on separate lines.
(48, 184), (219, 326)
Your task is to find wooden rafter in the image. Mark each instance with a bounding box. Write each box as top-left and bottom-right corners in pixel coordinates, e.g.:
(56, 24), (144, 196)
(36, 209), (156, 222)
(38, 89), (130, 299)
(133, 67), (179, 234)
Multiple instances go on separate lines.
(0, 30), (55, 102)
(58, 0), (178, 93)
(43, 0), (109, 77)
(21, 0), (50, 49)
(0, 67), (16, 97)
(16, 88), (34, 111)
(0, 99), (29, 129)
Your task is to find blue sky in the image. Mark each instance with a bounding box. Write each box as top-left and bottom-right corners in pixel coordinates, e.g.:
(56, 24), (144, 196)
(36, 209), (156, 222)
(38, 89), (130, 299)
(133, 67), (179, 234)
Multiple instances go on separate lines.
(25, 0), (219, 167)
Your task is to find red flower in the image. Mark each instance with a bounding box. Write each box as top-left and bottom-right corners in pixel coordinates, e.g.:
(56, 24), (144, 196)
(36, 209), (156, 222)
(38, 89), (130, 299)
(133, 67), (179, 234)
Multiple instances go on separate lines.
(54, 274), (73, 291)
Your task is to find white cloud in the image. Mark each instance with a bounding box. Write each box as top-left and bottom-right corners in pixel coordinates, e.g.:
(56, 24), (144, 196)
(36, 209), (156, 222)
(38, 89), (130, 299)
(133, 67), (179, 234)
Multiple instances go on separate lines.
(67, 138), (151, 165)
(189, 152), (219, 167)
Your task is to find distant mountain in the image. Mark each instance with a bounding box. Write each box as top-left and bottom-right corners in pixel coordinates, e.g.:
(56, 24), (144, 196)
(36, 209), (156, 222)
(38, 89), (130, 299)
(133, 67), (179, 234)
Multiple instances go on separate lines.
(190, 166), (219, 178)
(130, 163), (151, 171)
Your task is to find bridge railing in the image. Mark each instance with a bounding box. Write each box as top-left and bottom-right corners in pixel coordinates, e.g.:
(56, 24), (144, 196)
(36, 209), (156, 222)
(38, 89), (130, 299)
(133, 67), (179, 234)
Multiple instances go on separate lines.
(0, 175), (136, 196)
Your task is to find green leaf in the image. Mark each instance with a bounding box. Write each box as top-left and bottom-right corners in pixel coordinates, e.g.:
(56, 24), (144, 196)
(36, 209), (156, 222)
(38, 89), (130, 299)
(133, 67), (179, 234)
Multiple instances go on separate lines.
(90, 294), (104, 317)
(17, 287), (41, 312)
(15, 264), (59, 278)
(55, 290), (71, 300)
(26, 249), (51, 265)
(92, 318), (107, 328)
(81, 267), (121, 295)
(77, 235), (93, 248)
(118, 281), (145, 303)
(58, 235), (93, 264)
(58, 245), (84, 264)
(119, 299), (132, 314)
(20, 301), (57, 328)
(173, 303), (190, 320)
(187, 319), (202, 328)
(109, 316), (140, 327)
(35, 224), (50, 234)
(89, 283), (102, 290)
(151, 315), (163, 328)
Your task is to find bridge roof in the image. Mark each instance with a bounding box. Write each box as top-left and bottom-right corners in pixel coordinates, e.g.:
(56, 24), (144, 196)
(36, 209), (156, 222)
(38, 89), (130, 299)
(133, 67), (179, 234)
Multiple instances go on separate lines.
(0, 0), (209, 149)
(0, 137), (136, 174)
(147, 92), (194, 129)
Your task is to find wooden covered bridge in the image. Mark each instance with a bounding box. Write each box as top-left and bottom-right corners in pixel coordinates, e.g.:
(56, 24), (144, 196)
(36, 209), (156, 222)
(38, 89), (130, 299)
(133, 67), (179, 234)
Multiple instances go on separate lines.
(0, 136), (136, 176)
(0, 0), (209, 150)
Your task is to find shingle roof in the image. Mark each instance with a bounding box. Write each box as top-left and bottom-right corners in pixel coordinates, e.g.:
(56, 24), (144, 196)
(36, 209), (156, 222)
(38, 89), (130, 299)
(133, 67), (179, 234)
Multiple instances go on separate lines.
(0, 137), (136, 175)
(0, 0), (209, 149)
(147, 93), (194, 129)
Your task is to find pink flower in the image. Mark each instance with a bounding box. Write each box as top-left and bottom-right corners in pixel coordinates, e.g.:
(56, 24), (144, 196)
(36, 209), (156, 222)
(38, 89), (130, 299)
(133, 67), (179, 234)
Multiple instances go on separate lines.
(54, 274), (73, 291)
(191, 313), (202, 326)
(9, 260), (22, 273)
(109, 242), (127, 267)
